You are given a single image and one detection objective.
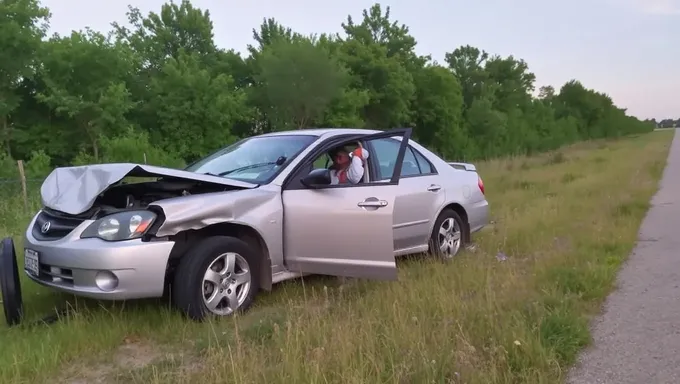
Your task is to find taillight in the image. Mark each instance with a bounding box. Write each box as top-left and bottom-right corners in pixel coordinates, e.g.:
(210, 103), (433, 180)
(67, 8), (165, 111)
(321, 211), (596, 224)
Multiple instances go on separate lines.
(478, 176), (485, 195)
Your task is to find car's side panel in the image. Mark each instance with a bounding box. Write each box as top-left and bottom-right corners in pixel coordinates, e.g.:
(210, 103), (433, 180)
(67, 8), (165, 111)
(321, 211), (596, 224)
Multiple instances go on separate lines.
(405, 139), (490, 243)
(392, 175), (447, 252)
(150, 185), (287, 271)
(365, 138), (449, 253)
(281, 186), (399, 280)
(279, 128), (413, 280)
(467, 199), (490, 234)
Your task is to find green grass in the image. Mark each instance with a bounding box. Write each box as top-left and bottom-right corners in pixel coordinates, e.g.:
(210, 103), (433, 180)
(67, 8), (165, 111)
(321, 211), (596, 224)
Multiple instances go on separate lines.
(0, 130), (673, 384)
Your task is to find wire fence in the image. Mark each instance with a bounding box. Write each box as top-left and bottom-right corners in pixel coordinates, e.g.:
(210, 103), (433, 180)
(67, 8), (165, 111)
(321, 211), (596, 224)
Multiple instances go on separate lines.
(1, 177), (45, 236)
(0, 178), (43, 199)
(0, 178), (44, 184)
(0, 174), (46, 216)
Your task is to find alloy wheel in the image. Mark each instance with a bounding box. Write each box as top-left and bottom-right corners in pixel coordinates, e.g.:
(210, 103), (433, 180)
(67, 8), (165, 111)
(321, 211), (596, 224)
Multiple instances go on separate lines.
(437, 217), (462, 258)
(202, 252), (251, 316)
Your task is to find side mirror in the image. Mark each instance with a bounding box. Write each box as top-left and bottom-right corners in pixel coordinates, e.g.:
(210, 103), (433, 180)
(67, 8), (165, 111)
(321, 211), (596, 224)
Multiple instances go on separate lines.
(300, 168), (331, 188)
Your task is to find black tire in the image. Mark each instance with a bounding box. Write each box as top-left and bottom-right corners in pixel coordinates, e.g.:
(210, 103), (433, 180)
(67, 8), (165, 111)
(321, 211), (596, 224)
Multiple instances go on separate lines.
(1, 237), (24, 327)
(171, 236), (261, 321)
(429, 208), (469, 260)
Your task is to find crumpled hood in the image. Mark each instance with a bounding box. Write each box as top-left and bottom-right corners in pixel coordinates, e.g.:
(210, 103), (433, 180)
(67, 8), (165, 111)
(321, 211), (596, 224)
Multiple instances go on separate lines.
(40, 163), (257, 215)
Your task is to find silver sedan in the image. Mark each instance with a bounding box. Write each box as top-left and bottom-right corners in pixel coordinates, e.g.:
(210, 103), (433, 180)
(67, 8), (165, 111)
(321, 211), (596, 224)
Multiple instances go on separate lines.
(23, 127), (489, 320)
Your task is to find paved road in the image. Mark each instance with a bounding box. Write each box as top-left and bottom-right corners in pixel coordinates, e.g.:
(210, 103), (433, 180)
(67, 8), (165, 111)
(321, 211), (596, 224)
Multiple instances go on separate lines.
(567, 128), (680, 384)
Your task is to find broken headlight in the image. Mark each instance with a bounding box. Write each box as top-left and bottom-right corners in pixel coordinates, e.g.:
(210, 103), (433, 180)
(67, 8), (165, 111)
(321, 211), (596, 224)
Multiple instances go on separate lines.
(81, 210), (157, 241)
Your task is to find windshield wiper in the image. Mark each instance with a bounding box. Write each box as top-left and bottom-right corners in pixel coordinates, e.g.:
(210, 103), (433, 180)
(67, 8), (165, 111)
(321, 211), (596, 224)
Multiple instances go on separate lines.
(218, 156), (288, 176)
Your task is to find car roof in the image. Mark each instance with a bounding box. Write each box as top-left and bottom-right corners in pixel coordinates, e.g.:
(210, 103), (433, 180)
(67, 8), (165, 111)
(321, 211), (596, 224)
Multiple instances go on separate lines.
(256, 128), (383, 139)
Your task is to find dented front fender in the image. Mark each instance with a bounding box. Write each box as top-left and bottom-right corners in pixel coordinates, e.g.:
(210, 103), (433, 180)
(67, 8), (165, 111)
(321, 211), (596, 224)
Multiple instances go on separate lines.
(149, 187), (283, 238)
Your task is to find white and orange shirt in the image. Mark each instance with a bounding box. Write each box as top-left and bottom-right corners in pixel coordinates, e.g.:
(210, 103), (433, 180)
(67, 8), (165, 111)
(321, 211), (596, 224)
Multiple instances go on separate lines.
(330, 148), (370, 184)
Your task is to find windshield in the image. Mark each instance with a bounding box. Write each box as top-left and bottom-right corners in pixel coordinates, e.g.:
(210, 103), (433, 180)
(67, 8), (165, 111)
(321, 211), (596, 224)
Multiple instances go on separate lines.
(185, 134), (318, 184)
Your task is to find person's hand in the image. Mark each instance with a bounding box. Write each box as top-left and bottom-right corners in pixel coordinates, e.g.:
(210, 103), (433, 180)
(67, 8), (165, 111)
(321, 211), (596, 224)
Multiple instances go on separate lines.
(352, 144), (368, 161)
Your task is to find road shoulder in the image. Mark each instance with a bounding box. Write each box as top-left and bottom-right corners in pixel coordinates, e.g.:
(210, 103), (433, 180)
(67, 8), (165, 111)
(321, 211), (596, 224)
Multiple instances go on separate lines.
(568, 129), (680, 384)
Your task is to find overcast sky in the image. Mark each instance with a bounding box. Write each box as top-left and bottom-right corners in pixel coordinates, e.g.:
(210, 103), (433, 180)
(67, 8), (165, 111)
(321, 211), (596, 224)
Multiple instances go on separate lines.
(41, 0), (678, 120)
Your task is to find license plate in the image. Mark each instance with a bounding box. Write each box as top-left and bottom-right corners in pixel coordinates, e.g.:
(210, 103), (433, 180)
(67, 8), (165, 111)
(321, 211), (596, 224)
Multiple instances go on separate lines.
(24, 249), (40, 277)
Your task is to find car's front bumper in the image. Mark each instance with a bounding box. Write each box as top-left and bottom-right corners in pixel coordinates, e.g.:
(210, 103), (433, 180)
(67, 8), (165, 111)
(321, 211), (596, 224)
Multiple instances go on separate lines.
(23, 212), (175, 300)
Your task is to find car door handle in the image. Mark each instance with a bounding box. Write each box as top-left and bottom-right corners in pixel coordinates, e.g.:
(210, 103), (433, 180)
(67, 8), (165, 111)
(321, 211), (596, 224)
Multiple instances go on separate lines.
(427, 184), (442, 192)
(357, 200), (388, 208)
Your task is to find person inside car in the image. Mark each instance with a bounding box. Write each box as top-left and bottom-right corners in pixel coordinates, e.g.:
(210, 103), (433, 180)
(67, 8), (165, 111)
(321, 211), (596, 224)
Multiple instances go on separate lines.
(328, 143), (370, 184)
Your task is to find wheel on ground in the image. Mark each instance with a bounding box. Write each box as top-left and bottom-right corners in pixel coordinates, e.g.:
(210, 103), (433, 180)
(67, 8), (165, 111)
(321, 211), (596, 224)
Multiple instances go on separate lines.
(429, 209), (468, 259)
(1, 237), (24, 327)
(171, 236), (261, 321)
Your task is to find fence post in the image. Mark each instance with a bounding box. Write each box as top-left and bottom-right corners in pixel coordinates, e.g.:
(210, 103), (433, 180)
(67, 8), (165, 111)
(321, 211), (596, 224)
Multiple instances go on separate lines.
(17, 160), (28, 212)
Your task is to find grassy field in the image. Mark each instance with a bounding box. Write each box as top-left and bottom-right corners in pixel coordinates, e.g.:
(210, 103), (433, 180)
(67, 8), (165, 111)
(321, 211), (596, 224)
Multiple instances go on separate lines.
(0, 130), (674, 384)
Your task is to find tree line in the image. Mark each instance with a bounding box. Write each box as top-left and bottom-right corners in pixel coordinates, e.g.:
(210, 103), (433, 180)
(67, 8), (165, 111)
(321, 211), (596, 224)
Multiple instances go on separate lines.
(0, 0), (655, 179)
(653, 119), (679, 128)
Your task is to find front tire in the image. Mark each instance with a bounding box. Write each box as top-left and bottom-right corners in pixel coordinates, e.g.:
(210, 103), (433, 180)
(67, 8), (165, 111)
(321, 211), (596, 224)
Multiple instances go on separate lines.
(172, 236), (261, 321)
(429, 208), (468, 259)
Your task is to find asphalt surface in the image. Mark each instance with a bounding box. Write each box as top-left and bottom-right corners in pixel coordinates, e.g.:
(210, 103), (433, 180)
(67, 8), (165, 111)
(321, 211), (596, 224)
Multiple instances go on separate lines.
(567, 128), (680, 384)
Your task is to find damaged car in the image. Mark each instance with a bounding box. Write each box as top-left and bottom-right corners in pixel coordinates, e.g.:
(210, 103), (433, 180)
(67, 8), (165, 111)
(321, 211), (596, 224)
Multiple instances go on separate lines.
(22, 128), (489, 321)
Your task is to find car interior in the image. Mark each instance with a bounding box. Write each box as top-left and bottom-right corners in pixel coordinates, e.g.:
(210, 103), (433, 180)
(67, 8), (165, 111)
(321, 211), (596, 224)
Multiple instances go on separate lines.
(311, 138), (424, 184)
(312, 141), (371, 183)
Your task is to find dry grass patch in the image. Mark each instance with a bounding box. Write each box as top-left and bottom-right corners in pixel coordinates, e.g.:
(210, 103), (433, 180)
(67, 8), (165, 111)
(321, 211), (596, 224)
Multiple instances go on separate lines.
(0, 131), (673, 384)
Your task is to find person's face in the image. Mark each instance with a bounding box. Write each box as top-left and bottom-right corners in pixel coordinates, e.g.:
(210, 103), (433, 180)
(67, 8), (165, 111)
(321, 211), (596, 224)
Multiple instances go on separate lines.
(333, 150), (350, 167)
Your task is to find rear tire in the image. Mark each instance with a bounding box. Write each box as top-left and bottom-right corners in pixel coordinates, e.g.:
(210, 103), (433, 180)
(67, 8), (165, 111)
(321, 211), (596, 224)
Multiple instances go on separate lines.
(172, 236), (261, 321)
(429, 208), (468, 260)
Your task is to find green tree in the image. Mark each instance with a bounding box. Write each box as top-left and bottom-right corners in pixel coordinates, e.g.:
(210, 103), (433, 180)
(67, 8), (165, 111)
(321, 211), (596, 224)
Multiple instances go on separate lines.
(338, 5), (417, 128)
(0, 0), (50, 157)
(410, 64), (466, 159)
(0, 0), (654, 169)
(148, 50), (249, 161)
(445, 45), (492, 114)
(256, 38), (350, 130)
(37, 29), (136, 160)
(112, 0), (217, 72)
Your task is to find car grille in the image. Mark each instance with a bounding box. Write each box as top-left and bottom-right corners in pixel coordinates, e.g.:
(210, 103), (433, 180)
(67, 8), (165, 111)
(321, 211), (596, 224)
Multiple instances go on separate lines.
(35, 264), (74, 286)
(32, 209), (86, 241)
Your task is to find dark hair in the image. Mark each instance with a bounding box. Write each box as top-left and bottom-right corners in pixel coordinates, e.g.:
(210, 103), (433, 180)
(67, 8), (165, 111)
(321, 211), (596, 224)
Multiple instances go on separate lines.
(329, 147), (348, 158)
